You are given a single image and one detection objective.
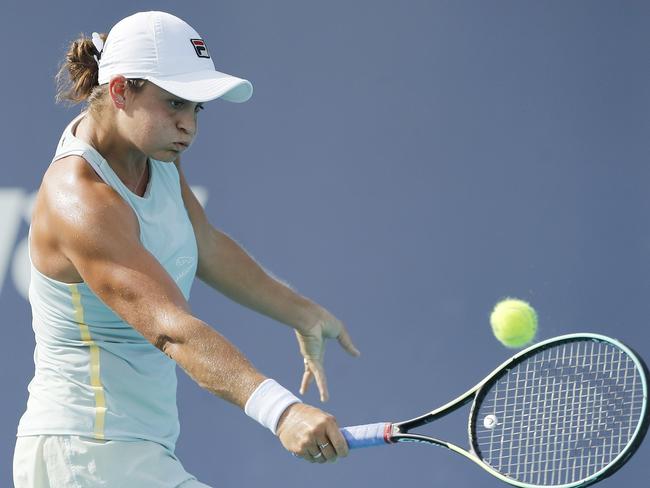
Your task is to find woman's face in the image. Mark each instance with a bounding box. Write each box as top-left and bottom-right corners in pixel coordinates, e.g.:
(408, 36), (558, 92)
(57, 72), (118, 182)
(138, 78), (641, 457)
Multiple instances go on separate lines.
(118, 80), (204, 162)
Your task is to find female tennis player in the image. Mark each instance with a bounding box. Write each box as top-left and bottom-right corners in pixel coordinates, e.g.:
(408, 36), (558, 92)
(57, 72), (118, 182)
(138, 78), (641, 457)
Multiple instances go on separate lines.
(13, 11), (360, 487)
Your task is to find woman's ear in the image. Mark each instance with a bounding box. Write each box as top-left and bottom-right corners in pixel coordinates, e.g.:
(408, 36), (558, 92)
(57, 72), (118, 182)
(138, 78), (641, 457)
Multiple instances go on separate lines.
(108, 75), (128, 109)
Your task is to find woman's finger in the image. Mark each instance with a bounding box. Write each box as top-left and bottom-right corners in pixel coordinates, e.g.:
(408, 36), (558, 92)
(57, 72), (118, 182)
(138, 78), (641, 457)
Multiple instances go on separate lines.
(337, 327), (361, 356)
(299, 361), (313, 395)
(325, 420), (349, 458)
(316, 437), (337, 462)
(309, 360), (329, 402)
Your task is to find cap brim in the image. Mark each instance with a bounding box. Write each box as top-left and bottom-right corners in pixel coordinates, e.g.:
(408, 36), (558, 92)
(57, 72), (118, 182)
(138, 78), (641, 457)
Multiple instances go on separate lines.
(147, 69), (253, 103)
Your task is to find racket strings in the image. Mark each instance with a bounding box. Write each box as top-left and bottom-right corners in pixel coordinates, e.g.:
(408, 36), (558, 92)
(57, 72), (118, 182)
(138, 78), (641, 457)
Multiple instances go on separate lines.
(473, 340), (645, 485)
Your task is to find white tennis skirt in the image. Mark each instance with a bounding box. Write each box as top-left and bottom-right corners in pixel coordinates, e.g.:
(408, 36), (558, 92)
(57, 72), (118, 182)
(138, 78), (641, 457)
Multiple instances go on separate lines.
(13, 435), (212, 488)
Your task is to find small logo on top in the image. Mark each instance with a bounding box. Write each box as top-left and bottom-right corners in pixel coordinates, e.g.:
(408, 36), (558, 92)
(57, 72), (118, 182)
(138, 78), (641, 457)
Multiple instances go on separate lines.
(190, 39), (210, 58)
(176, 256), (194, 267)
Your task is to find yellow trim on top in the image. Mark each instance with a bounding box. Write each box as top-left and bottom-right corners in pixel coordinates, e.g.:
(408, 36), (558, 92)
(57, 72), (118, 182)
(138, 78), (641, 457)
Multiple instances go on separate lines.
(70, 284), (106, 439)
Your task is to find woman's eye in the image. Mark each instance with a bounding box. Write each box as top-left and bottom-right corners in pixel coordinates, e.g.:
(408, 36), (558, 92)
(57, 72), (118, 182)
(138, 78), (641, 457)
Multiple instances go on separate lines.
(170, 100), (203, 113)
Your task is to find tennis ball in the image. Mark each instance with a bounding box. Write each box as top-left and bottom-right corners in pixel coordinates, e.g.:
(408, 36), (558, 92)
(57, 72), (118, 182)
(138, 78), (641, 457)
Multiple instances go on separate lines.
(490, 298), (537, 348)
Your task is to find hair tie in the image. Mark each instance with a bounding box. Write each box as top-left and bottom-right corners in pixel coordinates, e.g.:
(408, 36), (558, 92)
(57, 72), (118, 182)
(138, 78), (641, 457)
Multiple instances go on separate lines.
(91, 32), (104, 64)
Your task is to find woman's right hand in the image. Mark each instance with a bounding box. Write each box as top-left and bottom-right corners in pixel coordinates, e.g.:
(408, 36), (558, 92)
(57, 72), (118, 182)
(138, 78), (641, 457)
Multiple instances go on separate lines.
(276, 403), (349, 463)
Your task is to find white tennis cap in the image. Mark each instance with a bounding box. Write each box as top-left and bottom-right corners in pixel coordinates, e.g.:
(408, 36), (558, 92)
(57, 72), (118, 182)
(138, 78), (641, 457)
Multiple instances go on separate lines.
(97, 11), (252, 103)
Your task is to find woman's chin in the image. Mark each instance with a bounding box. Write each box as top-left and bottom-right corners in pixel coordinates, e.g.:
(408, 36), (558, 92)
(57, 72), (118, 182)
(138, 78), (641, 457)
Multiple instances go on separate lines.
(150, 149), (180, 163)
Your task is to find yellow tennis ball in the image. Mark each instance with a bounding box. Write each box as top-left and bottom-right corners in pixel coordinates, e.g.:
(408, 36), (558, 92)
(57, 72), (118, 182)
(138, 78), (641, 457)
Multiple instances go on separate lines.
(490, 298), (538, 348)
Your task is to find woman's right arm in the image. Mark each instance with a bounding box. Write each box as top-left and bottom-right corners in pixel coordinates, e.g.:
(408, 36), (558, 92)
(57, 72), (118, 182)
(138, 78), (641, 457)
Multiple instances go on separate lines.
(39, 159), (348, 461)
(46, 161), (262, 407)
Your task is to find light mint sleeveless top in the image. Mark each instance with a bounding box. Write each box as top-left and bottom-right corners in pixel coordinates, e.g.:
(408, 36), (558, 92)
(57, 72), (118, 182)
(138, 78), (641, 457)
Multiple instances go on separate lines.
(17, 112), (198, 452)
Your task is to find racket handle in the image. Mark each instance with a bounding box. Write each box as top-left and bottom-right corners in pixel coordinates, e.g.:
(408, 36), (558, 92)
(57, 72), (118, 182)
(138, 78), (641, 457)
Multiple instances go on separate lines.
(340, 422), (393, 449)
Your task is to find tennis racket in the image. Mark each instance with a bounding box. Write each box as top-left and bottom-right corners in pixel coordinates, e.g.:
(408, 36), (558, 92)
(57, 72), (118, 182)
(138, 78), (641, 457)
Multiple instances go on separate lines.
(341, 333), (649, 487)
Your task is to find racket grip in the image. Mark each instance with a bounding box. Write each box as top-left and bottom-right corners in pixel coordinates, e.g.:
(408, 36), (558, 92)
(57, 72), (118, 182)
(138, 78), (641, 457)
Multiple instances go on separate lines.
(340, 423), (393, 449)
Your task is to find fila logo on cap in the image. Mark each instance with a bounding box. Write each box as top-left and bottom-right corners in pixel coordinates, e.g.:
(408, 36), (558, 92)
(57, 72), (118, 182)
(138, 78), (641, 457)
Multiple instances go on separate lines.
(190, 39), (210, 58)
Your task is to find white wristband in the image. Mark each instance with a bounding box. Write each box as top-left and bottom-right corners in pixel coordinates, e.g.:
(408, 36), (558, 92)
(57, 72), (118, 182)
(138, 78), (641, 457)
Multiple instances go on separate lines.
(244, 379), (302, 435)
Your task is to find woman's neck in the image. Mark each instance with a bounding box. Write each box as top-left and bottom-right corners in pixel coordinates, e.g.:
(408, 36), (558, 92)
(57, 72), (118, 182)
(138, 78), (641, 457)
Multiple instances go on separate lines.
(75, 111), (150, 195)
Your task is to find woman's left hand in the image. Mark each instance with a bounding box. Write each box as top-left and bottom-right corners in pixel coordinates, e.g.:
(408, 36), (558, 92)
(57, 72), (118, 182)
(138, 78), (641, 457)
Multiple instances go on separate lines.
(295, 307), (360, 402)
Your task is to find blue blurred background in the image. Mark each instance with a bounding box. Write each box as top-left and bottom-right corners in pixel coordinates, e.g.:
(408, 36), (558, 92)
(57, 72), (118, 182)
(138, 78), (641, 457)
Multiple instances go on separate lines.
(2, 0), (649, 486)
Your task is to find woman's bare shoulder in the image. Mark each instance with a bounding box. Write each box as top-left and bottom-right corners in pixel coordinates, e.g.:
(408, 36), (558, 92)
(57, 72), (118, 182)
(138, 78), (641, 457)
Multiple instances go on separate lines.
(33, 155), (138, 253)
(31, 156), (137, 281)
(38, 155), (127, 218)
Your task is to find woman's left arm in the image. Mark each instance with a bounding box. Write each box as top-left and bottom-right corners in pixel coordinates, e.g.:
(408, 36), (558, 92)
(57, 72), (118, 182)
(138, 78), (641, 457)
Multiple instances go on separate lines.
(174, 159), (360, 401)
